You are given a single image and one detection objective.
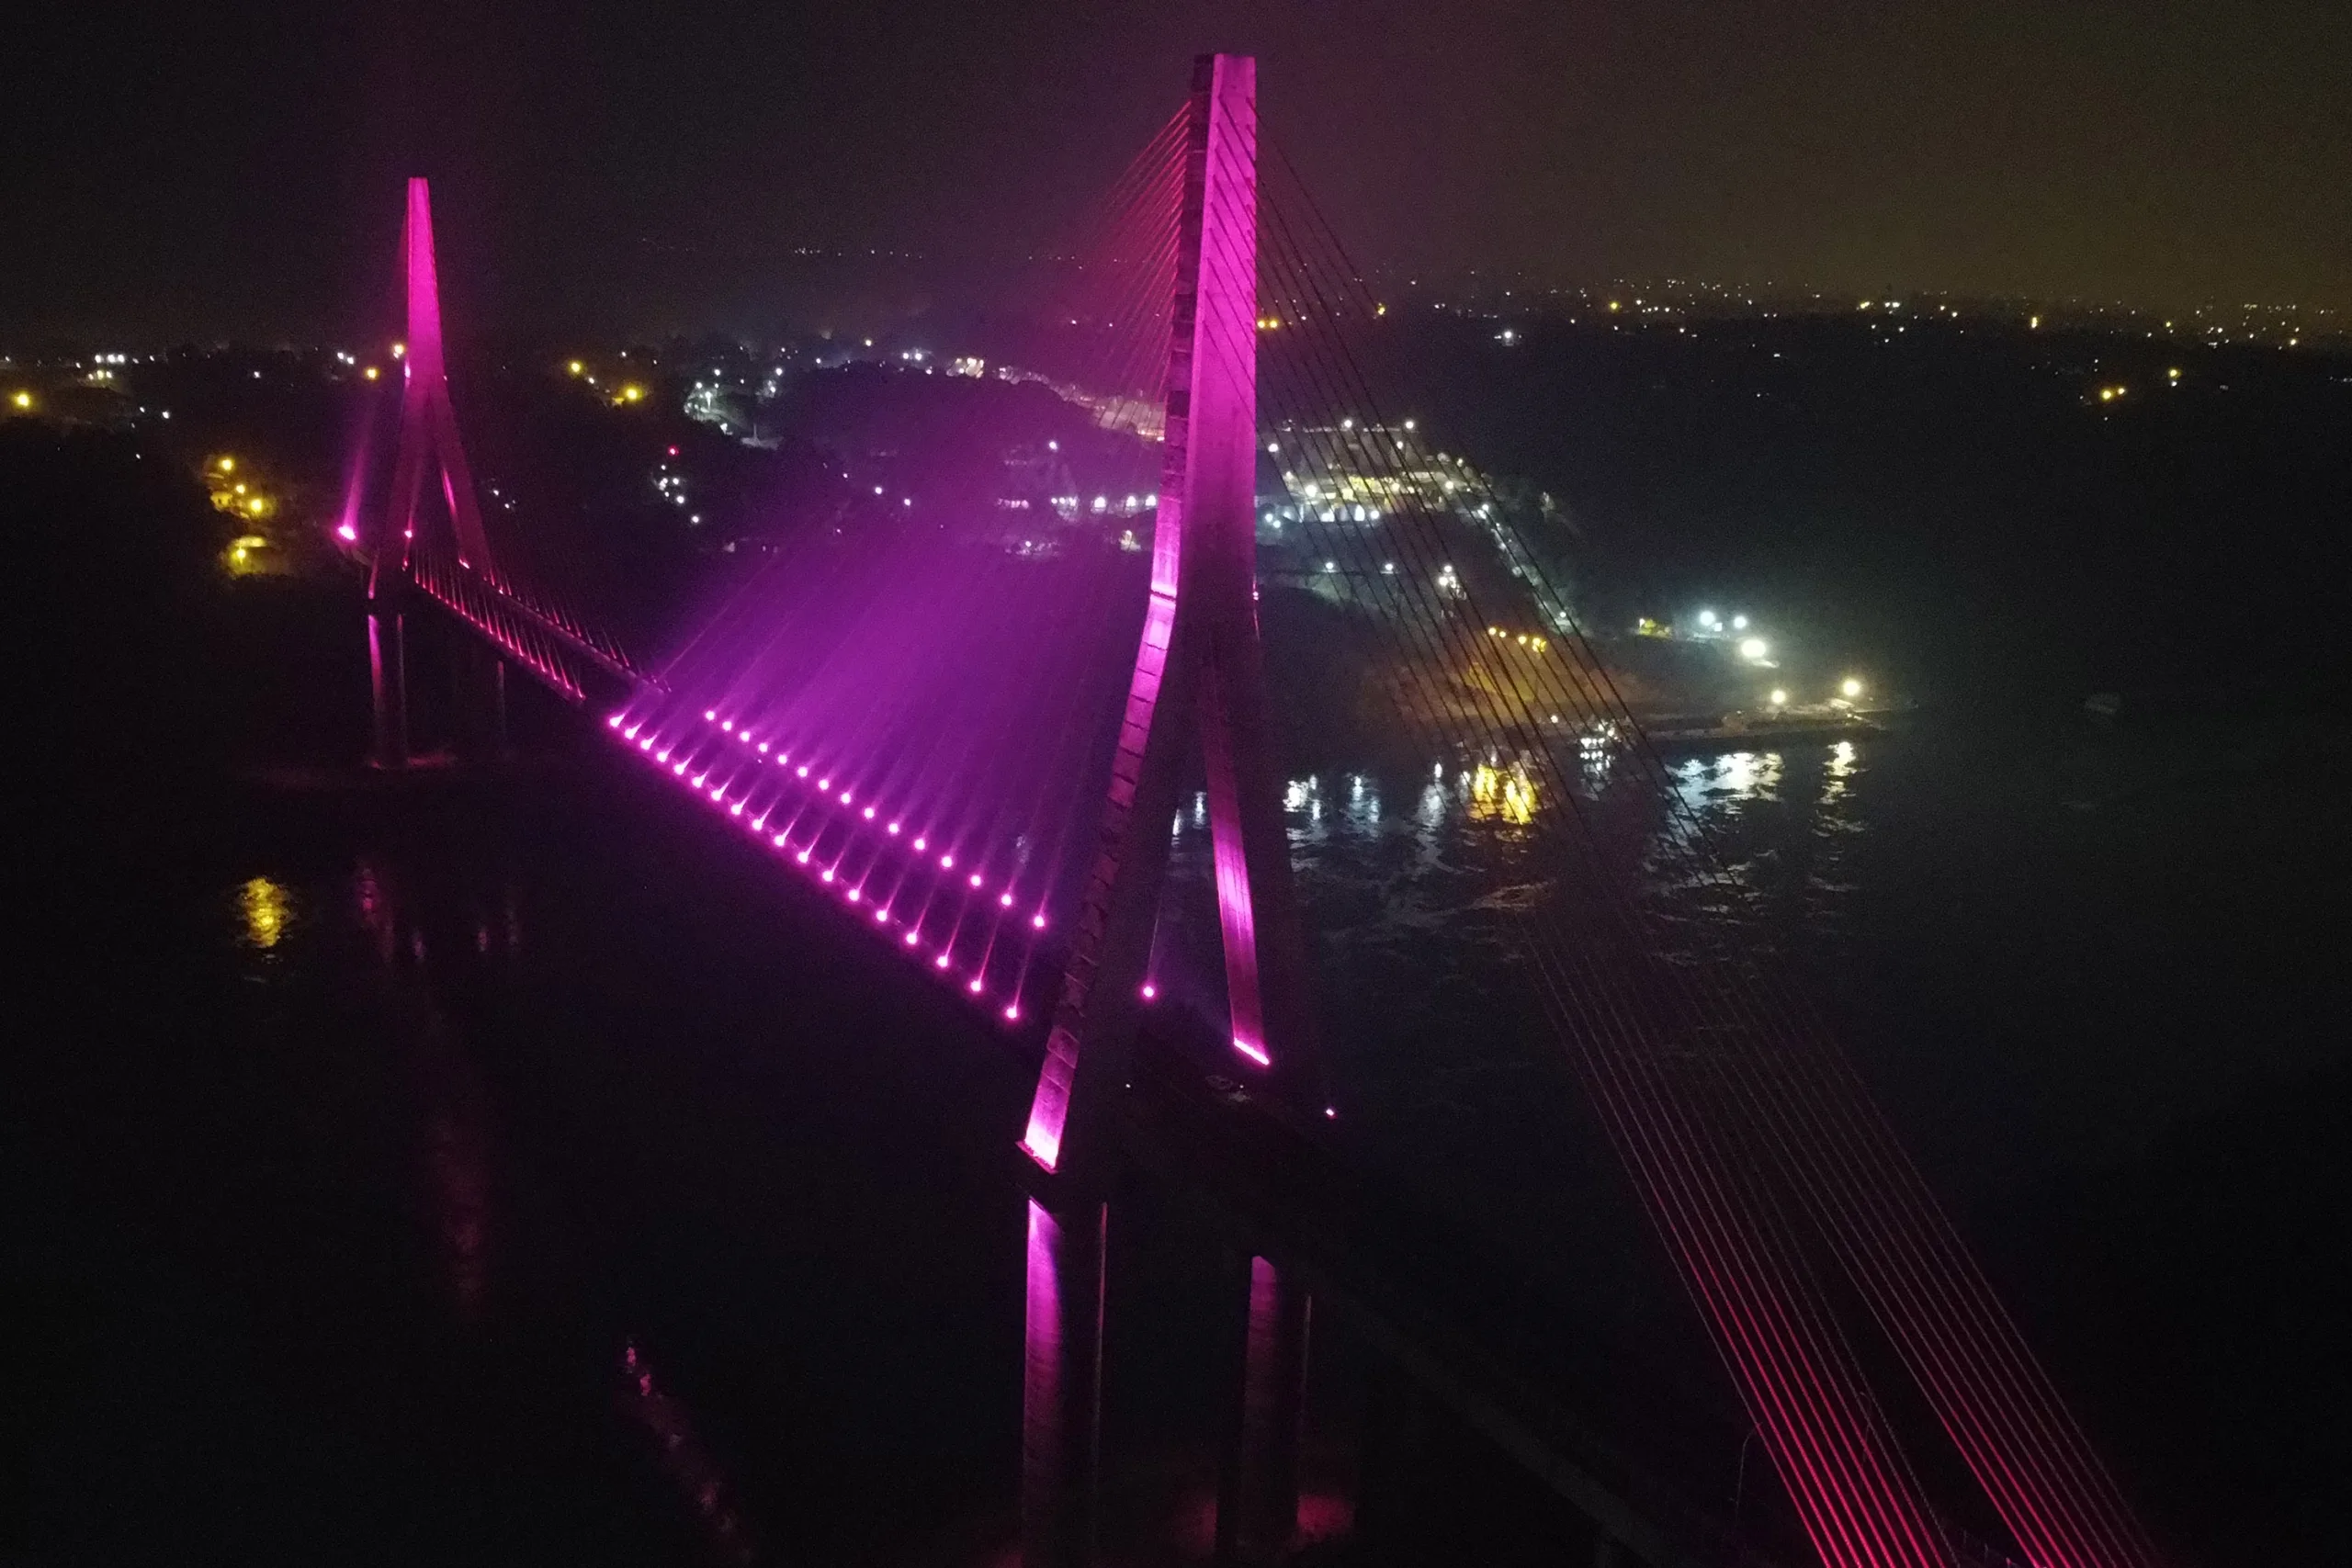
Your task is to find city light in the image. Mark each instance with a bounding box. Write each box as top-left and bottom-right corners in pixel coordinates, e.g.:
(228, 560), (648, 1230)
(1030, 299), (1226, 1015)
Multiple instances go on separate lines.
(364, 366), (379, 380)
(1739, 637), (1769, 661)
(1770, 689), (1788, 706)
(568, 360), (584, 376)
(10, 390), (32, 411)
(1842, 677), (1864, 699)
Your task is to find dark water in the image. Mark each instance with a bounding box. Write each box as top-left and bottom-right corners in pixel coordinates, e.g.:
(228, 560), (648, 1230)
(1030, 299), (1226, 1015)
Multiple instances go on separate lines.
(17, 705), (2349, 1567)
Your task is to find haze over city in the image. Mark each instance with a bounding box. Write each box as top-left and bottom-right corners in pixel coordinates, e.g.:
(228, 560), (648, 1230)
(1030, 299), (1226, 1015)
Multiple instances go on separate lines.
(9, 0), (2349, 344)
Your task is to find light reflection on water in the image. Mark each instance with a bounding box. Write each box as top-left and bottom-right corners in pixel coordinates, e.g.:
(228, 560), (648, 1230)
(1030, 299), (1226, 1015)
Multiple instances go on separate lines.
(236, 874), (296, 951)
(1230, 742), (1867, 940)
(1165, 739), (1874, 1163)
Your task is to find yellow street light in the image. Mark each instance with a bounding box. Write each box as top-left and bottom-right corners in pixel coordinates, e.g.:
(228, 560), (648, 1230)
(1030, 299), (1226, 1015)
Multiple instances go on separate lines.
(390, 342), (406, 358)
(568, 360), (584, 376)
(1841, 677), (1864, 699)
(11, 390), (33, 411)
(363, 366), (380, 381)
(1769, 689), (1789, 707)
(217, 457), (235, 473)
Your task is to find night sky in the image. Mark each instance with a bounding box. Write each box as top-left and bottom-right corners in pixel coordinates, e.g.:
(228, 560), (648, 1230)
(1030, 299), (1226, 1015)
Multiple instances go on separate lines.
(8, 0), (2347, 343)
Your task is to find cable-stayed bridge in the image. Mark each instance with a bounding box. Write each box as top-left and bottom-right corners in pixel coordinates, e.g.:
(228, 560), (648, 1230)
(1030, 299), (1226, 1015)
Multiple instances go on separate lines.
(345, 55), (2165, 1568)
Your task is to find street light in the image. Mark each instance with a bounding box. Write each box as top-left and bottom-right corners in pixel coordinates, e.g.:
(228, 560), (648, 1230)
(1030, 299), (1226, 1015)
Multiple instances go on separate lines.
(1841, 677), (1864, 699)
(1739, 637), (1769, 661)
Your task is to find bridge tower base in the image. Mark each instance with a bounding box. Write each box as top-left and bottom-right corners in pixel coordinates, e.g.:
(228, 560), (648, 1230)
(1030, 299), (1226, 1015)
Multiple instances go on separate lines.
(1021, 1195), (1106, 1568)
(368, 596), (409, 770)
(1216, 1254), (1309, 1563)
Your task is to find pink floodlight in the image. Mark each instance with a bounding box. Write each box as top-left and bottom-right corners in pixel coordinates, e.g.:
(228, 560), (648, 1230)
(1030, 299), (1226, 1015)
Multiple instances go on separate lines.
(999, 891), (1014, 907)
(940, 854), (955, 869)
(887, 821), (900, 835)
(969, 874), (984, 888)
(862, 806), (876, 820)
(1141, 983), (1157, 1000)
(704, 709), (716, 721)
(967, 977), (984, 994)
(820, 868), (835, 884)
(1003, 1004), (1021, 1021)
(845, 887), (860, 902)
(1232, 1035), (1271, 1066)
(337, 522), (358, 543)
(913, 837), (928, 852)
(905, 931), (921, 946)
(1032, 913), (1047, 929)
(934, 952), (952, 968)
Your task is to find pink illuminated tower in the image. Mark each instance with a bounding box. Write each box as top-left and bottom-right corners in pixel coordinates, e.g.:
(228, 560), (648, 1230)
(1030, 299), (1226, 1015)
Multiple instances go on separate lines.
(366, 177), (502, 767)
(1022, 52), (1317, 1181)
(1018, 54), (1313, 1568)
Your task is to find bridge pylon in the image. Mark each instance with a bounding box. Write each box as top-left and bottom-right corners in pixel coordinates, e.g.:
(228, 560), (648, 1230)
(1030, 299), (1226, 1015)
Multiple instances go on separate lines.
(363, 177), (507, 769)
(1020, 50), (1318, 1184)
(1015, 52), (1316, 1568)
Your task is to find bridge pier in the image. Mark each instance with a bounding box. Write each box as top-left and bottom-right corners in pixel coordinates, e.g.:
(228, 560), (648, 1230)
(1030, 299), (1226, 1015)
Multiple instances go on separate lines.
(1021, 1193), (1106, 1568)
(368, 597), (409, 769)
(1216, 1254), (1310, 1563)
(451, 637), (510, 763)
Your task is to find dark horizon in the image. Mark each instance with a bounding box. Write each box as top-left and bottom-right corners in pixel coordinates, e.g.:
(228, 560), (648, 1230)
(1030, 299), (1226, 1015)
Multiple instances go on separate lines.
(7, 0), (2348, 345)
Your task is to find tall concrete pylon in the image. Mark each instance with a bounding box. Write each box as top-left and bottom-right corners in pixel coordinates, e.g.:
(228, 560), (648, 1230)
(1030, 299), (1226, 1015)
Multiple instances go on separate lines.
(1017, 54), (1316, 1568)
(367, 177), (502, 767)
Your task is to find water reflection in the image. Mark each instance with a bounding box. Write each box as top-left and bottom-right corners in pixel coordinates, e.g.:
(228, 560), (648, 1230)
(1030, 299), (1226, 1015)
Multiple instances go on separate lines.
(1674, 750), (1784, 809)
(619, 1339), (759, 1564)
(1823, 739), (1858, 807)
(237, 875), (295, 950)
(1465, 761), (1538, 826)
(1171, 740), (1876, 1130)
(353, 856), (503, 1323)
